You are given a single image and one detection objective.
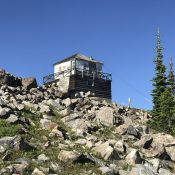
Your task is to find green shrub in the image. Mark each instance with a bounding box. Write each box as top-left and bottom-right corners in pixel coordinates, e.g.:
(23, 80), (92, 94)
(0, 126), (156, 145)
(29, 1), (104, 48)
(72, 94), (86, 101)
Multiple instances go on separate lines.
(0, 119), (21, 137)
(21, 110), (41, 122)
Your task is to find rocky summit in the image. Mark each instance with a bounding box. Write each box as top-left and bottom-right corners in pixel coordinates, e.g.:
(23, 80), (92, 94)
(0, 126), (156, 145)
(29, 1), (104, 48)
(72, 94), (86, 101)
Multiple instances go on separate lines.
(0, 70), (175, 175)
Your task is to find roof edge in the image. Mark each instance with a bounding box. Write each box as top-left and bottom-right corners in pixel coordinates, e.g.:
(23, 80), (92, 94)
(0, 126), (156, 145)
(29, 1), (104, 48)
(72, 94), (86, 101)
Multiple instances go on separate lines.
(53, 53), (103, 66)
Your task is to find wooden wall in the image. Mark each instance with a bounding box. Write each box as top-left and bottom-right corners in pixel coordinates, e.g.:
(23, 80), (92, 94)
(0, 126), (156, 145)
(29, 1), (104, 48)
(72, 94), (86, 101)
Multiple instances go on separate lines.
(69, 74), (111, 99)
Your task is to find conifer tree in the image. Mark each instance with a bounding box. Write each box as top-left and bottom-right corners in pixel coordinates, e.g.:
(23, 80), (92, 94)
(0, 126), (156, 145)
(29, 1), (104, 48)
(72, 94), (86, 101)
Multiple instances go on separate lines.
(167, 57), (175, 95)
(151, 29), (167, 117)
(159, 87), (175, 133)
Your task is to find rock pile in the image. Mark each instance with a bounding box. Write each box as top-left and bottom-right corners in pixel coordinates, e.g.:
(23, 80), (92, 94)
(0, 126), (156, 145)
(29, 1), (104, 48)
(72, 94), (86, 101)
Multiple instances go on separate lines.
(0, 70), (174, 175)
(0, 69), (37, 89)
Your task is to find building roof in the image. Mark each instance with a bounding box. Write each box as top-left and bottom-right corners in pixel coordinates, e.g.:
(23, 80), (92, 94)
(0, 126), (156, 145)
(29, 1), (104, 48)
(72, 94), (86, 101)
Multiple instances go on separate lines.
(53, 53), (103, 66)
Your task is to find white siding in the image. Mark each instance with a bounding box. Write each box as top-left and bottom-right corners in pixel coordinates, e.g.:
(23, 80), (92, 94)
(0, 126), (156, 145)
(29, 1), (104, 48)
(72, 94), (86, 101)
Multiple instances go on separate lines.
(53, 59), (103, 80)
(54, 60), (75, 79)
(54, 61), (71, 74)
(54, 61), (70, 79)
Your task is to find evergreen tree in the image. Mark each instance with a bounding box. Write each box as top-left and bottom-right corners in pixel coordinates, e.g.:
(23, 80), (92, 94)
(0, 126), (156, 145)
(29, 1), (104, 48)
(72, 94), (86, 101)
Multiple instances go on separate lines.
(167, 57), (175, 95)
(151, 29), (167, 117)
(159, 87), (175, 133)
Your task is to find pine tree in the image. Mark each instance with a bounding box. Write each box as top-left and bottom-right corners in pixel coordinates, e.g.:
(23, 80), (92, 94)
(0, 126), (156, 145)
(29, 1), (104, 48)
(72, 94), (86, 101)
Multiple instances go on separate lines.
(151, 29), (167, 117)
(159, 87), (175, 133)
(167, 57), (175, 95)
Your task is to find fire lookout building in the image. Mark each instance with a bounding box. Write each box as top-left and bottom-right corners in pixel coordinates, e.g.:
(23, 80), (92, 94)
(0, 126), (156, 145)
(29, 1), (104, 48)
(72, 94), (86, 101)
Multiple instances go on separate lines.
(43, 53), (112, 99)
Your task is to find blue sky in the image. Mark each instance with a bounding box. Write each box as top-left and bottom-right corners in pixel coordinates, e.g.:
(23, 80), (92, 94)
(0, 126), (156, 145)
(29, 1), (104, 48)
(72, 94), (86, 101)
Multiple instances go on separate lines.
(1, 0), (175, 110)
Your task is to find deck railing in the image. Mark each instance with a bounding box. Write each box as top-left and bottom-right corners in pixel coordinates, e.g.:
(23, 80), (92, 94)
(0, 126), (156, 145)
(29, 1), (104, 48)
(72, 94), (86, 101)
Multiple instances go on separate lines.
(43, 68), (112, 84)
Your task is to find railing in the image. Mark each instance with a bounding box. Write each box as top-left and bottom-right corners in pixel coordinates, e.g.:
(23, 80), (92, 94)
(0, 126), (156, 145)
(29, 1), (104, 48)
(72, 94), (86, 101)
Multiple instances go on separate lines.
(43, 68), (112, 84)
(75, 68), (112, 81)
(43, 69), (72, 84)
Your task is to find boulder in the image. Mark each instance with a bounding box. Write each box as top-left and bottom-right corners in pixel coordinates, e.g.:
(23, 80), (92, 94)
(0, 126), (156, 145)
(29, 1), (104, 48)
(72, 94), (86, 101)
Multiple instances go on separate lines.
(83, 153), (106, 167)
(0, 145), (5, 153)
(136, 125), (149, 135)
(13, 163), (29, 173)
(40, 119), (58, 131)
(92, 142), (120, 161)
(115, 124), (128, 135)
(86, 140), (94, 149)
(62, 98), (72, 107)
(15, 103), (25, 111)
(95, 107), (115, 126)
(159, 168), (174, 175)
(63, 118), (91, 136)
(39, 104), (50, 114)
(152, 133), (175, 147)
(49, 126), (63, 138)
(23, 101), (39, 110)
(61, 113), (79, 123)
(0, 136), (14, 145)
(21, 77), (37, 90)
(0, 107), (7, 117)
(165, 146), (175, 161)
(38, 154), (50, 162)
(85, 91), (94, 97)
(32, 168), (45, 175)
(133, 134), (153, 149)
(128, 165), (158, 175)
(0, 69), (21, 87)
(109, 164), (119, 175)
(58, 150), (80, 163)
(75, 138), (87, 145)
(126, 125), (141, 139)
(0, 99), (6, 106)
(6, 114), (19, 124)
(119, 170), (128, 175)
(146, 158), (160, 171)
(0, 165), (16, 174)
(125, 149), (143, 165)
(11, 135), (34, 151)
(141, 133), (175, 161)
(57, 76), (70, 94)
(141, 144), (166, 159)
(46, 99), (60, 107)
(59, 107), (72, 116)
(91, 99), (100, 106)
(98, 166), (114, 175)
(74, 91), (85, 98)
(114, 140), (126, 154)
(73, 119), (91, 135)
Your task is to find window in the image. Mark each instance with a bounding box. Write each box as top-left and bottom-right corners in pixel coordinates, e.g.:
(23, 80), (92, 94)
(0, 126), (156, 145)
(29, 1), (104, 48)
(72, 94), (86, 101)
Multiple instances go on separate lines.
(84, 62), (89, 70)
(76, 60), (85, 70)
(96, 63), (102, 72)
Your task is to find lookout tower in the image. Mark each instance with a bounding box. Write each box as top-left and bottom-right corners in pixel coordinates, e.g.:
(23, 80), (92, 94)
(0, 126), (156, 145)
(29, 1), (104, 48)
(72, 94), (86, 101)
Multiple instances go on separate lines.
(43, 53), (112, 99)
